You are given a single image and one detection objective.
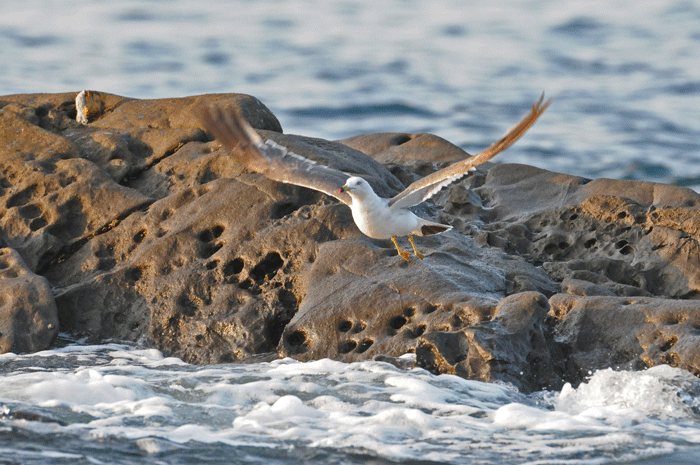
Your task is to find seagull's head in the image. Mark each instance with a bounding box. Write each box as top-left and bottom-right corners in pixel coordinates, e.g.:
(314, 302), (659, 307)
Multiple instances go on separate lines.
(339, 176), (374, 201)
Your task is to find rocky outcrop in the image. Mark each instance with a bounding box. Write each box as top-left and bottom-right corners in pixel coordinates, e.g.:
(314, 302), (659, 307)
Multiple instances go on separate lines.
(1, 91), (699, 392)
(0, 248), (58, 353)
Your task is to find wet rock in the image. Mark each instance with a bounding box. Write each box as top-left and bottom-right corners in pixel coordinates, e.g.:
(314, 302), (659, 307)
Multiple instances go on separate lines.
(278, 234), (557, 388)
(549, 294), (700, 377)
(0, 248), (58, 353)
(415, 292), (568, 392)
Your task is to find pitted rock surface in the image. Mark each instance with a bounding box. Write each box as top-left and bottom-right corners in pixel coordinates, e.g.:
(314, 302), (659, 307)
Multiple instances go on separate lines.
(0, 248), (58, 353)
(2, 91), (700, 392)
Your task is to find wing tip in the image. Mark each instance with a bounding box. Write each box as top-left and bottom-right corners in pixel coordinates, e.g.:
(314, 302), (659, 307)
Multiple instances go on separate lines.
(198, 102), (263, 150)
(534, 91), (552, 115)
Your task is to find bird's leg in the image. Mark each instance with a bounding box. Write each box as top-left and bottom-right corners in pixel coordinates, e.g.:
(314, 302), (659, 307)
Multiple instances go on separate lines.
(408, 235), (424, 260)
(391, 235), (411, 262)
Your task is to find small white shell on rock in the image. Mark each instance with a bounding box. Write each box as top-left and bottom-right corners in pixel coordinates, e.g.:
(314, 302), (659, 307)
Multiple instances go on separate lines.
(75, 90), (105, 124)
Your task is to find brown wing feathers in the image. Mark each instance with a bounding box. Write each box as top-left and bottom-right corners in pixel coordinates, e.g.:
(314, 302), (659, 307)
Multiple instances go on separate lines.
(200, 94), (550, 209)
(464, 93), (550, 167)
(406, 94), (549, 195)
(199, 105), (270, 173)
(199, 104), (354, 205)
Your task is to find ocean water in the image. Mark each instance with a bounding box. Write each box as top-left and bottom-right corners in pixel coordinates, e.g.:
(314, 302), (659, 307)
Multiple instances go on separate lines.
(2, 1), (700, 463)
(1, 1), (700, 187)
(1, 343), (700, 465)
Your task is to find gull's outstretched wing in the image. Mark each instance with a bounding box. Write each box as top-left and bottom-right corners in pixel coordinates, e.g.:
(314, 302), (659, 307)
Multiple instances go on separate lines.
(200, 105), (353, 205)
(388, 94), (551, 210)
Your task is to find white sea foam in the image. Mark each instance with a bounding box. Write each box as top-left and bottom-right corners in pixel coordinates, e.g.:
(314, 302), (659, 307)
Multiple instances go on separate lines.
(1, 343), (699, 463)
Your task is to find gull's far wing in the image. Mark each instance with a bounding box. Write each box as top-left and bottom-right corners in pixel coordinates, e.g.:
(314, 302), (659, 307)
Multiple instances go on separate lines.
(200, 105), (353, 205)
(388, 93), (551, 210)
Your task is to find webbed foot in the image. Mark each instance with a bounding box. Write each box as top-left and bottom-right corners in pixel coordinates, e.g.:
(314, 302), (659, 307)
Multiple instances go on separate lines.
(391, 236), (411, 262)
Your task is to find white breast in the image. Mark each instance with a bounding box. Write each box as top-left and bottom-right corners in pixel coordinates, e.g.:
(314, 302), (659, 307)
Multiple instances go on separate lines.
(350, 197), (419, 239)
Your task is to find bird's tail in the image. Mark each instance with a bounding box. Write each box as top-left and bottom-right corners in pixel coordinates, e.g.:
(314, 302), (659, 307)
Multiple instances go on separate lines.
(415, 219), (452, 236)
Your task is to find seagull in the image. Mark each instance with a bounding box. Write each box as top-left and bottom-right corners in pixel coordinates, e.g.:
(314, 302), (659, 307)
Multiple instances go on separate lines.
(200, 94), (550, 261)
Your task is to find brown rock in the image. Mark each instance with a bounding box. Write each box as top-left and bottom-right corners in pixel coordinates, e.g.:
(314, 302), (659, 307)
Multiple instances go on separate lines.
(0, 248), (58, 353)
(27, 91), (411, 363)
(340, 132), (468, 163)
(278, 233), (559, 392)
(416, 292), (568, 392)
(549, 294), (700, 376)
(4, 90), (700, 394)
(439, 163), (700, 299)
(0, 104), (151, 271)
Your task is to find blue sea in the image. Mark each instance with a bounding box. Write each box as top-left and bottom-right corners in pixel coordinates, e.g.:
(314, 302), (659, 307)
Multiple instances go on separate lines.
(2, 1), (700, 463)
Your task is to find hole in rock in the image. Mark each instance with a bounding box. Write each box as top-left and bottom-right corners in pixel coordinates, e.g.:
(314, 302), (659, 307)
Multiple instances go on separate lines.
(356, 339), (374, 353)
(223, 258), (244, 275)
(205, 260), (219, 270)
(18, 204), (42, 219)
(199, 242), (223, 259)
(35, 106), (49, 118)
(583, 238), (596, 248)
(97, 258), (116, 271)
(6, 184), (37, 208)
(338, 320), (352, 332)
(217, 353), (236, 363)
(238, 278), (254, 290)
(178, 295), (198, 317)
(278, 288), (297, 310)
(352, 322), (367, 333)
(410, 324), (427, 338)
(266, 311), (294, 347)
(286, 330), (307, 347)
(198, 229), (214, 243)
(543, 243), (558, 255)
(388, 315), (408, 330)
(126, 266), (143, 282)
(389, 134), (412, 146)
(619, 245), (634, 255)
(663, 314), (684, 325)
(29, 217), (47, 231)
(272, 202), (298, 219)
(616, 240), (628, 249)
(403, 307), (416, 317)
(212, 225), (225, 238)
(617, 211), (628, 219)
(249, 252), (284, 282)
(424, 304), (438, 314)
(133, 229), (147, 243)
(660, 336), (678, 352)
(338, 340), (357, 354)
